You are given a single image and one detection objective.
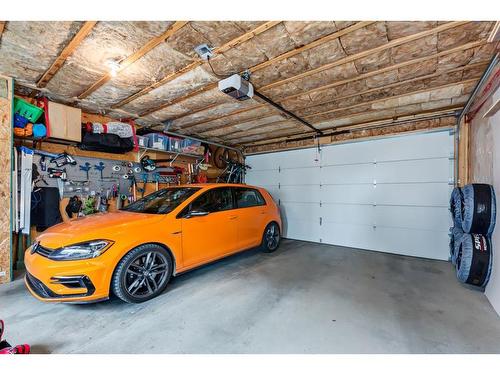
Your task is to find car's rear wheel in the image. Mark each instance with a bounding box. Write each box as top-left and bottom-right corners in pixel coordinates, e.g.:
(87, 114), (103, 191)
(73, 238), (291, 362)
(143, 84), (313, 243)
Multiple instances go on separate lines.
(111, 244), (173, 303)
(261, 222), (280, 253)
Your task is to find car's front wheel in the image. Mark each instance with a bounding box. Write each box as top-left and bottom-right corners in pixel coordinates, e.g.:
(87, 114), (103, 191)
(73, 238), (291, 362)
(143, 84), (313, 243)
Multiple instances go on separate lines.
(111, 244), (173, 303)
(261, 222), (280, 253)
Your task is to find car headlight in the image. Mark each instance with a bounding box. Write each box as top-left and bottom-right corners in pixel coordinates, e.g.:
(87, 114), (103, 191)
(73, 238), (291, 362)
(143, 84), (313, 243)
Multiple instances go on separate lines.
(48, 240), (113, 261)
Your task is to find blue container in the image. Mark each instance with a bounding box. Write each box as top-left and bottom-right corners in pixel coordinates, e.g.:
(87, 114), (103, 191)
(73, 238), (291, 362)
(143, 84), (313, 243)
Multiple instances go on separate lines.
(14, 113), (29, 128)
(169, 137), (183, 153)
(32, 124), (47, 139)
(144, 133), (169, 150)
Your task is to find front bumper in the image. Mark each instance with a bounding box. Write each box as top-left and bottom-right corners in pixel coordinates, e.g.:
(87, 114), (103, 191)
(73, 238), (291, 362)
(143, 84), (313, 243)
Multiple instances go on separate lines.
(24, 248), (111, 303)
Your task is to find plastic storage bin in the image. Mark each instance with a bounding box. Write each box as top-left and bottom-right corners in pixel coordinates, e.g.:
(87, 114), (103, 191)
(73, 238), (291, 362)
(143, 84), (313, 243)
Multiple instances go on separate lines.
(136, 135), (149, 148)
(169, 137), (183, 153)
(181, 138), (202, 153)
(144, 133), (169, 150)
(14, 98), (44, 123)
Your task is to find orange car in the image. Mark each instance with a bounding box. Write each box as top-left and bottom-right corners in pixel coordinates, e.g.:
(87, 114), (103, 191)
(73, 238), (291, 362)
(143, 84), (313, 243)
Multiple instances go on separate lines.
(24, 183), (281, 304)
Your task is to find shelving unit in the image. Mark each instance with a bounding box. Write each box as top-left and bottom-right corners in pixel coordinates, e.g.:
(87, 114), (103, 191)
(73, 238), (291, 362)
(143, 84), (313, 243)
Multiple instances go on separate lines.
(137, 146), (203, 162)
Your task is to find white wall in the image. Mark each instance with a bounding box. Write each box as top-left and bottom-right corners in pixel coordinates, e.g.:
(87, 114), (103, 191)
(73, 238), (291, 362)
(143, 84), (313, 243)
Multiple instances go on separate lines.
(470, 84), (500, 316)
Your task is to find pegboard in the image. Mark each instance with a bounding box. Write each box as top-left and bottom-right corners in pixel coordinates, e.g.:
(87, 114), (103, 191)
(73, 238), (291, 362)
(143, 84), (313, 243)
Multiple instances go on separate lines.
(30, 152), (180, 201)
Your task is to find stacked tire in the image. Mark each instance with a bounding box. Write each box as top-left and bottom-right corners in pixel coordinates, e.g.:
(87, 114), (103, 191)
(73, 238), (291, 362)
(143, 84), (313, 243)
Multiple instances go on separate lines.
(449, 184), (496, 289)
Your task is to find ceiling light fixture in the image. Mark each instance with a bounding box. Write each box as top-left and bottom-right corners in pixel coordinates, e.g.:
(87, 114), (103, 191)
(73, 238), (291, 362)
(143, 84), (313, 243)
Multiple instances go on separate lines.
(106, 59), (121, 77)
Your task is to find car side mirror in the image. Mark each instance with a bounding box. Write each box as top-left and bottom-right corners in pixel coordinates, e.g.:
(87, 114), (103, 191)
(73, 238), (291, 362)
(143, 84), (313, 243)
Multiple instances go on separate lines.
(185, 210), (209, 219)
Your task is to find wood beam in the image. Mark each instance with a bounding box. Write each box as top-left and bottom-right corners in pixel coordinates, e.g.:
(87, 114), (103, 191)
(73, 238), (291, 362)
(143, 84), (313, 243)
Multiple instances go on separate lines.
(239, 108), (461, 146)
(243, 116), (456, 153)
(37, 21), (97, 88)
(295, 65), (486, 117)
(302, 79), (478, 120)
(131, 21), (374, 115)
(223, 119), (298, 140)
(192, 112), (282, 135)
(260, 21), (469, 91)
(77, 21), (188, 99)
(195, 62), (486, 136)
(115, 21), (282, 110)
(0, 22), (6, 40)
(281, 41), (486, 103)
(176, 40), (486, 131)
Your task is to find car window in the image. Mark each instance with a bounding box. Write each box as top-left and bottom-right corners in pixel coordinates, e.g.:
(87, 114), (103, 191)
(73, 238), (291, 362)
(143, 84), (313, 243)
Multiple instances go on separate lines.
(189, 188), (234, 213)
(121, 187), (200, 214)
(234, 188), (266, 208)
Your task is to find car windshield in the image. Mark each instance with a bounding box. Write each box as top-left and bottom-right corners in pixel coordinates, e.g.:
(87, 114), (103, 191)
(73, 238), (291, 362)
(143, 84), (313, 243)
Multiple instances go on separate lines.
(121, 187), (200, 215)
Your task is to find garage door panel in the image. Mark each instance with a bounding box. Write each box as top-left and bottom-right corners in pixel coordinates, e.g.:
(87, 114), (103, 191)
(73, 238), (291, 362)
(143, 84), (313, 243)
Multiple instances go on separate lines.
(374, 131), (453, 161)
(285, 219), (320, 242)
(280, 201), (320, 219)
(246, 154), (280, 170)
(374, 183), (451, 206)
(245, 169), (278, 186)
(320, 141), (377, 165)
(371, 227), (449, 260)
(375, 206), (450, 231)
(279, 184), (320, 203)
(321, 164), (374, 184)
(276, 148), (320, 169)
(246, 130), (454, 260)
(320, 184), (374, 205)
(280, 167), (320, 185)
(321, 223), (377, 250)
(375, 158), (450, 183)
(322, 203), (374, 226)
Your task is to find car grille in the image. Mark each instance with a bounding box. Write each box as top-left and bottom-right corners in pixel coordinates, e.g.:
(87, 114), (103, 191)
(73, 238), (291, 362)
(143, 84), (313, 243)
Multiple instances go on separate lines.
(34, 244), (54, 258)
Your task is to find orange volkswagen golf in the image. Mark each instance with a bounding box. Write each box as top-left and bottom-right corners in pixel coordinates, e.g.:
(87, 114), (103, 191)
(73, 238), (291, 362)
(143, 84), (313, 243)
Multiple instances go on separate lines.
(24, 183), (281, 304)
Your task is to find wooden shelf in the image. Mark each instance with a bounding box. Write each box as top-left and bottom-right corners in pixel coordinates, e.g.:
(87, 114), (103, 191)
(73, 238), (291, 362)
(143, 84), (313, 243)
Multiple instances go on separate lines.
(138, 146), (202, 159)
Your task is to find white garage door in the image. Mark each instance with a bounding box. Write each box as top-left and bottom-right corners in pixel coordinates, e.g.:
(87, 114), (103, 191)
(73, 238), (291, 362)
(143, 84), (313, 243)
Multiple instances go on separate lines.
(246, 130), (454, 260)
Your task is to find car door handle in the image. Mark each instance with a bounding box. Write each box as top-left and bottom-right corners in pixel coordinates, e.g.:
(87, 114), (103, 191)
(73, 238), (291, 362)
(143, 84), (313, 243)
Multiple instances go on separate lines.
(229, 215), (238, 220)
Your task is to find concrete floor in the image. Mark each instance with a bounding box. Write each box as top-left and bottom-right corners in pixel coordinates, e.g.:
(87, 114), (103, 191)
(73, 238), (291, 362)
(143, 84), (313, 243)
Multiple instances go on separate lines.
(1, 239), (499, 353)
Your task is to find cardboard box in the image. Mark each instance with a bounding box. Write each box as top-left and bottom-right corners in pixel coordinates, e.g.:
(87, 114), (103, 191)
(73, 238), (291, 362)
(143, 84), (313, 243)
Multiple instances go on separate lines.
(48, 101), (82, 142)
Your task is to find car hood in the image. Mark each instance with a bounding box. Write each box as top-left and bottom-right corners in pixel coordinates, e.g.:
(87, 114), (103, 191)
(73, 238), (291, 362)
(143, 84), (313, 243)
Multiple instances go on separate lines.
(36, 211), (166, 248)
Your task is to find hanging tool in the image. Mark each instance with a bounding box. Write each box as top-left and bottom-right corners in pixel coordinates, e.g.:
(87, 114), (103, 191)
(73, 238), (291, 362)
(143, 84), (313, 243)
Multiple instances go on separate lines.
(79, 162), (92, 180)
(154, 172), (159, 191)
(140, 155), (175, 172)
(48, 168), (67, 181)
(39, 156), (47, 172)
(139, 173), (148, 198)
(94, 161), (106, 180)
(33, 150), (77, 167)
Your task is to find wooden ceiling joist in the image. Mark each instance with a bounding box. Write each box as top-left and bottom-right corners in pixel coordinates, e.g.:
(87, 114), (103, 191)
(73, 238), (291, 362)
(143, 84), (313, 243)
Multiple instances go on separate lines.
(294, 63), (487, 117)
(77, 21), (189, 99)
(114, 21), (282, 110)
(0, 22), (6, 41)
(238, 108), (462, 147)
(193, 62), (486, 137)
(301, 78), (478, 120)
(36, 21), (97, 88)
(180, 40), (486, 132)
(136, 21), (374, 116)
(175, 41), (485, 130)
(259, 21), (469, 92)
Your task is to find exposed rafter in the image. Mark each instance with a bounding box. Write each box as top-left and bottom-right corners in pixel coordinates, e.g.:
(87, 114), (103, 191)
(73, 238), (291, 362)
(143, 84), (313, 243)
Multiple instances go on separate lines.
(180, 39), (486, 131)
(302, 79), (477, 120)
(239, 108), (462, 147)
(0, 21), (6, 41)
(114, 21), (282, 110)
(77, 21), (189, 99)
(37, 21), (97, 88)
(259, 21), (469, 91)
(134, 21), (374, 116)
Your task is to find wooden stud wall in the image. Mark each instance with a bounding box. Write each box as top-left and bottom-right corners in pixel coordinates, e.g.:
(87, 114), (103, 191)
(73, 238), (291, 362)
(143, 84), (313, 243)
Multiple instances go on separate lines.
(0, 75), (13, 284)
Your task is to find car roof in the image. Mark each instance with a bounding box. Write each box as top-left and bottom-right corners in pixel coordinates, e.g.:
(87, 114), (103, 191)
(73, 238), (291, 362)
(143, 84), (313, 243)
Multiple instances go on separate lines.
(174, 183), (262, 190)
